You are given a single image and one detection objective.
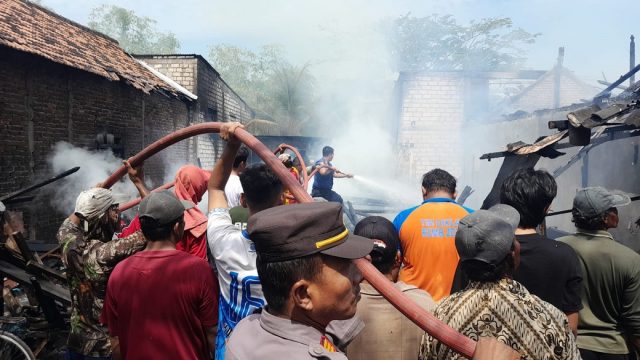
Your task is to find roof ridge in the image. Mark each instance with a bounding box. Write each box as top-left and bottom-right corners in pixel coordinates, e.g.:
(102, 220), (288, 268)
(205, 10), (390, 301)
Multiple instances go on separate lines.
(21, 0), (120, 45)
(0, 0), (178, 96)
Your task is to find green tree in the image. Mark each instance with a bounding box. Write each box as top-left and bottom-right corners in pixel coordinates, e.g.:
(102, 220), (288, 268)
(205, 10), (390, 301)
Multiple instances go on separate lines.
(208, 44), (317, 135)
(209, 44), (283, 118)
(390, 15), (538, 72)
(267, 62), (316, 134)
(88, 5), (179, 54)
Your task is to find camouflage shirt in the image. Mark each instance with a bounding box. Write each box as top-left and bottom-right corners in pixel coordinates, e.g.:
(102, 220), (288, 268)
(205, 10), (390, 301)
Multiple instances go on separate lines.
(57, 218), (146, 357)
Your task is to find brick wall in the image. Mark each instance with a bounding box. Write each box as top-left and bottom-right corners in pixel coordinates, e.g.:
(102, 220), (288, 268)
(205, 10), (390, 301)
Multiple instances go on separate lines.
(396, 73), (465, 180)
(137, 55), (254, 168)
(0, 46), (190, 242)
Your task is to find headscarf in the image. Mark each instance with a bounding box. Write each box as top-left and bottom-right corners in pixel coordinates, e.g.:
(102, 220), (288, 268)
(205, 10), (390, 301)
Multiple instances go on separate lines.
(173, 165), (210, 238)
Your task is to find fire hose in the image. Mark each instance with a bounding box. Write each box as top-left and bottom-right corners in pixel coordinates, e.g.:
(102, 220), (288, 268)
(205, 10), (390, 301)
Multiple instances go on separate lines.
(119, 181), (175, 212)
(100, 122), (476, 358)
(274, 143), (309, 191)
(121, 143), (307, 211)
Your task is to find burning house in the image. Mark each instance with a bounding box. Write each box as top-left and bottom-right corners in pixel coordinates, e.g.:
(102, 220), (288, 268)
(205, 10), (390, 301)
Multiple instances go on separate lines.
(0, 0), (252, 241)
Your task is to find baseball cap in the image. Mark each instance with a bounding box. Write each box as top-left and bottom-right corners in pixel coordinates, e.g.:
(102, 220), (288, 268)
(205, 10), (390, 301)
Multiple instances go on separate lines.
(455, 204), (520, 267)
(248, 202), (374, 262)
(353, 216), (398, 266)
(139, 190), (194, 225)
(573, 187), (631, 218)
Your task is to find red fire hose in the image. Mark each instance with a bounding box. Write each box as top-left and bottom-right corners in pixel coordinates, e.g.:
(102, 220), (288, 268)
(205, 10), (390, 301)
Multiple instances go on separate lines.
(101, 122), (476, 358)
(118, 181), (175, 212)
(274, 143), (309, 190)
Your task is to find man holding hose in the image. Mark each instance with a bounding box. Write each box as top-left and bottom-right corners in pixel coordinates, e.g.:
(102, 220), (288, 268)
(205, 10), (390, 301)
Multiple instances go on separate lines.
(311, 146), (353, 204)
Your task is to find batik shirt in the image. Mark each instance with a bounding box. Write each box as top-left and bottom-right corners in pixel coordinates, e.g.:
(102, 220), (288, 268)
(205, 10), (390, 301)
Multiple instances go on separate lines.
(57, 218), (146, 357)
(419, 278), (581, 360)
(207, 208), (265, 360)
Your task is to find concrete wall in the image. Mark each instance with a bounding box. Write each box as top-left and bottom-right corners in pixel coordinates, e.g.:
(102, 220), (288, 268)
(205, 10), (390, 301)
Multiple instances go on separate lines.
(0, 46), (190, 242)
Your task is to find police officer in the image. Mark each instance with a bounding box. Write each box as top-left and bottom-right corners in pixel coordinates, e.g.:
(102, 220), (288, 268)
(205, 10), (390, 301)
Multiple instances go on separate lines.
(225, 202), (373, 359)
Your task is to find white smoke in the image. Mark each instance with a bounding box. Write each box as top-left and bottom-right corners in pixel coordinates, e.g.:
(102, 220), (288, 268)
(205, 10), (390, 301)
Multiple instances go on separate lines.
(47, 142), (139, 215)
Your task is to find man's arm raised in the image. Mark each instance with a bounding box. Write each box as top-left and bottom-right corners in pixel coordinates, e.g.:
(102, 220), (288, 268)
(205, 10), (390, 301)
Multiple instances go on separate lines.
(123, 160), (150, 198)
(208, 122), (244, 212)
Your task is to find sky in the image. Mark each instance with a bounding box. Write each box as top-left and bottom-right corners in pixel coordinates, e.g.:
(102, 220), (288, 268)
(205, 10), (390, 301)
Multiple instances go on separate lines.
(41, 0), (640, 85)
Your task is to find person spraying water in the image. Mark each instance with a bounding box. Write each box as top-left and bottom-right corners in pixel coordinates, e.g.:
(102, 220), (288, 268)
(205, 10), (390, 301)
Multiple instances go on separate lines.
(311, 146), (353, 203)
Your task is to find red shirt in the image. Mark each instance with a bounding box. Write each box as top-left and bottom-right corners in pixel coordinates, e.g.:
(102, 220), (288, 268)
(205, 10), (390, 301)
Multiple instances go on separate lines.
(119, 215), (208, 260)
(101, 250), (218, 360)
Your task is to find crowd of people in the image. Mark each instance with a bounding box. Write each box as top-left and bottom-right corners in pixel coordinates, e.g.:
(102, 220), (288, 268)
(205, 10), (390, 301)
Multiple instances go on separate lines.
(55, 122), (639, 360)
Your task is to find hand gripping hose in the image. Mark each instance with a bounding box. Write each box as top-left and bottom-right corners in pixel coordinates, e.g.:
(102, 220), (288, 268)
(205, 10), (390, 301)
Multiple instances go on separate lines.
(101, 122), (476, 358)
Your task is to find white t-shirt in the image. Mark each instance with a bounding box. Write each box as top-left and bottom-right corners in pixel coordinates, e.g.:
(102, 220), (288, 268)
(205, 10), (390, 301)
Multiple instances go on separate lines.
(224, 175), (243, 208)
(207, 208), (264, 359)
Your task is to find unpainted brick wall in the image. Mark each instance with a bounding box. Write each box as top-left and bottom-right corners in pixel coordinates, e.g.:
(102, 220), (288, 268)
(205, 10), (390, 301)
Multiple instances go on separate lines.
(138, 55), (254, 168)
(0, 47), (190, 242)
(397, 73), (465, 180)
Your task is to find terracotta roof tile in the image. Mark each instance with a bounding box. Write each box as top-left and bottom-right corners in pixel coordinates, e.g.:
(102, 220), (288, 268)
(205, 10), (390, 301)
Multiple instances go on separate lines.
(0, 0), (177, 95)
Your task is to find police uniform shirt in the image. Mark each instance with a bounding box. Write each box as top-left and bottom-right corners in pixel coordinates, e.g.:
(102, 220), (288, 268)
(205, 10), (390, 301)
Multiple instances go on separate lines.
(225, 309), (359, 360)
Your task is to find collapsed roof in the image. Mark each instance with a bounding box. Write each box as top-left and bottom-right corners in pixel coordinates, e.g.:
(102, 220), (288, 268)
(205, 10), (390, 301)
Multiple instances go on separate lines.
(481, 73), (640, 160)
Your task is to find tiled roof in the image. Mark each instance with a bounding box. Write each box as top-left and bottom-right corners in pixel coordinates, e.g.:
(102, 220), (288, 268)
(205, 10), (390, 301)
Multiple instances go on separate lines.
(0, 0), (177, 95)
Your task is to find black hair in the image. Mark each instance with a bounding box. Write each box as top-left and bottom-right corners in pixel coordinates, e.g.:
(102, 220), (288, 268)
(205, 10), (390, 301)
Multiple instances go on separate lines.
(139, 215), (183, 241)
(500, 168), (557, 228)
(354, 216), (398, 274)
(421, 168), (456, 195)
(239, 164), (283, 212)
(233, 147), (250, 169)
(461, 254), (515, 282)
(571, 208), (611, 231)
(256, 253), (322, 313)
(322, 146), (334, 157)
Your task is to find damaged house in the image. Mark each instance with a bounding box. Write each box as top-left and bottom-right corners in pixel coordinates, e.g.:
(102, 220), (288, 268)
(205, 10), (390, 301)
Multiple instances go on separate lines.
(394, 48), (639, 251)
(478, 77), (640, 251)
(394, 49), (597, 180)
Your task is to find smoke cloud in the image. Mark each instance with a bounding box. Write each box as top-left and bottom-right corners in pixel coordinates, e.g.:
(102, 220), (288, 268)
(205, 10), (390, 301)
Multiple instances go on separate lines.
(46, 142), (139, 215)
